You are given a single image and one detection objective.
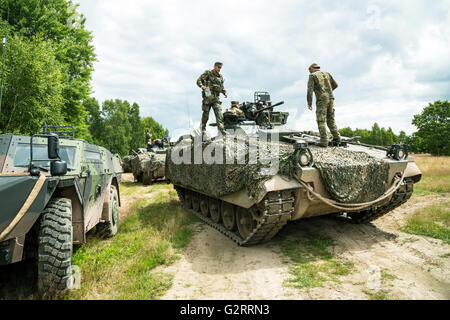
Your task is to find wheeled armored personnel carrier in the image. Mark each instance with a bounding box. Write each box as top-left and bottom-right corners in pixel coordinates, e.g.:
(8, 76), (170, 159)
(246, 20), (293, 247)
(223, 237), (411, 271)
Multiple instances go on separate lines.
(0, 125), (122, 293)
(131, 137), (169, 185)
(166, 92), (422, 245)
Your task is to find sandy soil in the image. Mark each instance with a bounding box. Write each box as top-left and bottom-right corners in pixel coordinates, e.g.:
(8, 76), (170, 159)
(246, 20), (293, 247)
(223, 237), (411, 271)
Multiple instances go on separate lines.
(160, 194), (450, 300)
(1, 173), (448, 300)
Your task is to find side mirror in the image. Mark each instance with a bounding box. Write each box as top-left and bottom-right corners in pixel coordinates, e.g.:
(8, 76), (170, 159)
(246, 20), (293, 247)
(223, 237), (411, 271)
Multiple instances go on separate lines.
(51, 160), (67, 176)
(48, 133), (60, 159)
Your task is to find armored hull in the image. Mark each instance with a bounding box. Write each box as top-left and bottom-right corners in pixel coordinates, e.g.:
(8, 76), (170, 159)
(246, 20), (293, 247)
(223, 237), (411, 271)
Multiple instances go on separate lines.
(166, 93), (422, 245)
(131, 146), (167, 185)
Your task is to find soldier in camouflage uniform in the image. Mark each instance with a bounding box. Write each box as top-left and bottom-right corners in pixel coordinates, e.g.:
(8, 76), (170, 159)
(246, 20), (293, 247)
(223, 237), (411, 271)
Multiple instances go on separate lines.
(307, 63), (340, 147)
(230, 101), (244, 117)
(197, 62), (228, 137)
(146, 129), (152, 149)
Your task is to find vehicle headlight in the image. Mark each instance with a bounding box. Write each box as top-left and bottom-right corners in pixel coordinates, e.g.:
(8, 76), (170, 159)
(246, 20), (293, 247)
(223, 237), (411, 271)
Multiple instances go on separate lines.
(300, 153), (310, 166)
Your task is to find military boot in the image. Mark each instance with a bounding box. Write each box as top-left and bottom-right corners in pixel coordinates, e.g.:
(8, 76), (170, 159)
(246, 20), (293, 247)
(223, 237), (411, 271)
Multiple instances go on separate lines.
(318, 141), (328, 147)
(332, 137), (341, 143)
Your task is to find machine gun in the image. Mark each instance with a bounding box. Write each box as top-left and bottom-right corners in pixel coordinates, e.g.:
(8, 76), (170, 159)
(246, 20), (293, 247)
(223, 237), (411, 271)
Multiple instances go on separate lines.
(221, 92), (290, 128)
(252, 100), (285, 115)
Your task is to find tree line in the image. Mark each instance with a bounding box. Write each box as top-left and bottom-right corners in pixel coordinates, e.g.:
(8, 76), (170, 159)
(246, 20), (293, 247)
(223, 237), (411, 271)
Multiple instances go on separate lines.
(84, 98), (168, 157)
(0, 0), (168, 157)
(339, 100), (449, 156)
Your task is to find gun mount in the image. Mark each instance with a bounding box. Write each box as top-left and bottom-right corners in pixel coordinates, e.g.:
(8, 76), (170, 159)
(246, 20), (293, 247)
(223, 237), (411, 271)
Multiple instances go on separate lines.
(223, 92), (289, 129)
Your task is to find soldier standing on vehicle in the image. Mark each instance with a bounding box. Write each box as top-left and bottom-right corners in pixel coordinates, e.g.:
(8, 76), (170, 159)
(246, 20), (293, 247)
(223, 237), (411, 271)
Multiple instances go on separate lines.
(197, 62), (228, 138)
(307, 63), (340, 147)
(146, 129), (152, 146)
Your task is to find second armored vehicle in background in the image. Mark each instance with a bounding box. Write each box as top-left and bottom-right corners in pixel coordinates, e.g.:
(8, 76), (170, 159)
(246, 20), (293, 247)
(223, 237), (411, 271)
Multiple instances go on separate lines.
(130, 137), (169, 185)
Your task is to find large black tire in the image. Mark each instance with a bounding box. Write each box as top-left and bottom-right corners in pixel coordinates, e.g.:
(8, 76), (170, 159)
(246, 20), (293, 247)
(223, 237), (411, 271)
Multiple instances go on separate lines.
(37, 198), (73, 294)
(97, 185), (119, 238)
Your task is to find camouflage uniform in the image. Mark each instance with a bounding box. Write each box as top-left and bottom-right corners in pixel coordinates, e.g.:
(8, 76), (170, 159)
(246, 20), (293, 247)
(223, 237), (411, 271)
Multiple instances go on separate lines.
(307, 68), (340, 144)
(146, 130), (152, 146)
(230, 101), (244, 117)
(196, 69), (227, 133)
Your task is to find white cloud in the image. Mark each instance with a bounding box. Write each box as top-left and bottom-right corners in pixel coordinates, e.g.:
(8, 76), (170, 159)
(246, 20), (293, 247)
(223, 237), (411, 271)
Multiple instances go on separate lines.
(76, 0), (450, 135)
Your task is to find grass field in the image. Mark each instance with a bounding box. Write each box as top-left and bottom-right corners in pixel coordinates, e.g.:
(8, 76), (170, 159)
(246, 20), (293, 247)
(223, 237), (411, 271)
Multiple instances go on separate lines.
(412, 154), (450, 195)
(401, 200), (449, 244)
(278, 233), (355, 290)
(401, 155), (450, 242)
(65, 183), (198, 300)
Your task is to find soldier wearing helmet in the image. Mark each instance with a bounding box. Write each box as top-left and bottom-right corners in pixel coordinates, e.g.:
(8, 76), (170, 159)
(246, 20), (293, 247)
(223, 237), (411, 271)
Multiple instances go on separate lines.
(230, 101), (244, 117)
(196, 62), (228, 138)
(307, 63), (340, 147)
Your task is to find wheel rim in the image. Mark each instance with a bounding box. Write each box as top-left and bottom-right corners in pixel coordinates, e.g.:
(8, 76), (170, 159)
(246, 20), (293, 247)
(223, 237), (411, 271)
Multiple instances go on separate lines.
(236, 207), (256, 239)
(209, 198), (221, 223)
(200, 196), (209, 217)
(184, 190), (192, 209)
(222, 202), (236, 231)
(192, 192), (200, 212)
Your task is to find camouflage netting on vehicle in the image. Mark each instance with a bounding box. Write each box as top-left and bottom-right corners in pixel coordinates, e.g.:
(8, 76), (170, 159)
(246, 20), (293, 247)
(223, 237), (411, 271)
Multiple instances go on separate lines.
(121, 156), (132, 173)
(166, 135), (390, 203)
(131, 152), (149, 178)
(309, 146), (390, 203)
(142, 153), (166, 172)
(131, 152), (166, 177)
(166, 136), (296, 200)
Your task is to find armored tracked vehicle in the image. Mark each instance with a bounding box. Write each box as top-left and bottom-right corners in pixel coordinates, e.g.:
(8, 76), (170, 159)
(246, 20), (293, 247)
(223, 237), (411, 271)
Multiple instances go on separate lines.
(0, 125), (122, 293)
(166, 92), (422, 245)
(131, 137), (169, 185)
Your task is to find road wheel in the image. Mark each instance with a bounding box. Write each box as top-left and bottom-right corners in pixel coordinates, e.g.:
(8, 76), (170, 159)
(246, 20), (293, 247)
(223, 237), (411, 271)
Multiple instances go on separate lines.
(222, 202), (236, 231)
(200, 195), (209, 217)
(97, 185), (119, 238)
(236, 207), (256, 239)
(37, 198), (73, 295)
(192, 192), (200, 212)
(209, 198), (221, 223)
(184, 190), (193, 209)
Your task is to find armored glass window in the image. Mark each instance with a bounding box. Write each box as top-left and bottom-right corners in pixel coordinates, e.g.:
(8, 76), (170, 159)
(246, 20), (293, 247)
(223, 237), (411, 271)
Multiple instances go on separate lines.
(84, 150), (101, 161)
(13, 144), (76, 169)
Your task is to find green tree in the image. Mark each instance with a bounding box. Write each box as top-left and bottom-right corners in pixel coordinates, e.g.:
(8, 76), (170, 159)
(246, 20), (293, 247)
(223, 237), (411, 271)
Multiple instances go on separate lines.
(142, 116), (169, 141)
(353, 128), (372, 144)
(0, 34), (65, 134)
(412, 100), (450, 155)
(1, 0), (96, 138)
(339, 127), (353, 137)
(100, 99), (132, 157)
(128, 102), (144, 151)
(404, 133), (423, 154)
(370, 123), (382, 145)
(84, 97), (103, 144)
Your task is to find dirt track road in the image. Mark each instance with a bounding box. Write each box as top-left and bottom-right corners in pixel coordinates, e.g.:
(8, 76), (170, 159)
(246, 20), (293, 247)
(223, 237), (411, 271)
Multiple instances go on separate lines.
(159, 194), (450, 300)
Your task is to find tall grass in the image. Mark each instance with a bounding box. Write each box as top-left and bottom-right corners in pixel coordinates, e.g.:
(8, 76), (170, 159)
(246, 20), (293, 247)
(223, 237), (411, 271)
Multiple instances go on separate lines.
(412, 155), (450, 194)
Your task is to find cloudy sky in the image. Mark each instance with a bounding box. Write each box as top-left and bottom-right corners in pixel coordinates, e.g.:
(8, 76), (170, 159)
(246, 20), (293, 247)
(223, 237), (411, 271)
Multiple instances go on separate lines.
(75, 0), (450, 136)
